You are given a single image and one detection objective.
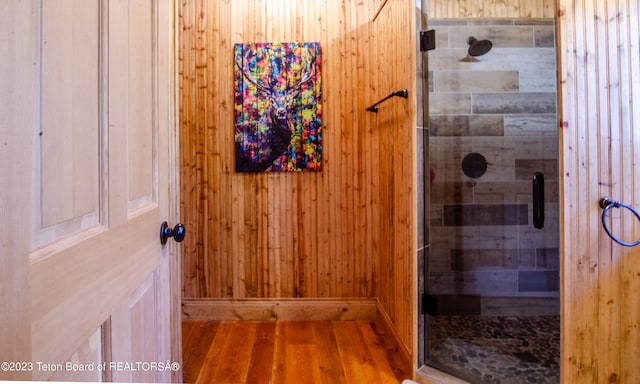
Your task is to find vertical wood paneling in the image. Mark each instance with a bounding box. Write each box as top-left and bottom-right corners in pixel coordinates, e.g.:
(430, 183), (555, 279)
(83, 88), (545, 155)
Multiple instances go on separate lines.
(623, 0), (640, 380)
(179, 0), (416, 357)
(429, 0), (556, 19)
(559, 0), (640, 382)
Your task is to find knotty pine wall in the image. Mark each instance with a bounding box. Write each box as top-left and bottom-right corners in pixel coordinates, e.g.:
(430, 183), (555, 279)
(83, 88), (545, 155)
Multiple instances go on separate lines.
(558, 0), (640, 382)
(179, 0), (416, 355)
(428, 0), (556, 19)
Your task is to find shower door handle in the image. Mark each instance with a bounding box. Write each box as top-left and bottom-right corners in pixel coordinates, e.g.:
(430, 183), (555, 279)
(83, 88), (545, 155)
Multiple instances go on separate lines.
(533, 172), (544, 229)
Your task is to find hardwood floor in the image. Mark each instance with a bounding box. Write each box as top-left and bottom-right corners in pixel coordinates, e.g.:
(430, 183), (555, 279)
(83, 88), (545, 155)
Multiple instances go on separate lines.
(182, 320), (413, 383)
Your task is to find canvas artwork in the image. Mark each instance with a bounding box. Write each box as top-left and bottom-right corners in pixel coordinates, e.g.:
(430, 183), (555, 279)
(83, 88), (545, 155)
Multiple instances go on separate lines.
(234, 42), (322, 172)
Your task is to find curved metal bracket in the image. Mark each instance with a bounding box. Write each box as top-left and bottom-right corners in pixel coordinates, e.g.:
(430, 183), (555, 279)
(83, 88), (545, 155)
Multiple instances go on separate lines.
(366, 89), (408, 113)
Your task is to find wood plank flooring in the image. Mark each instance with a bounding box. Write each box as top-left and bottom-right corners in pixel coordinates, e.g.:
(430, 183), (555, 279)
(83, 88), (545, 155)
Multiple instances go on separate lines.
(182, 320), (412, 384)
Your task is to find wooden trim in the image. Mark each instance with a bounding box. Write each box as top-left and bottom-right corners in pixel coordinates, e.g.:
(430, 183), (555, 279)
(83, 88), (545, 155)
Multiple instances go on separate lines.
(182, 298), (378, 321)
(165, 0), (182, 382)
(0, 2), (35, 379)
(100, 319), (113, 383)
(375, 299), (413, 379)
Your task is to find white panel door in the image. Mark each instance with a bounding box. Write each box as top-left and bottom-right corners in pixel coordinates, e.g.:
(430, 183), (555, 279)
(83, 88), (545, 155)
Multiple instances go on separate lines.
(0, 1), (180, 382)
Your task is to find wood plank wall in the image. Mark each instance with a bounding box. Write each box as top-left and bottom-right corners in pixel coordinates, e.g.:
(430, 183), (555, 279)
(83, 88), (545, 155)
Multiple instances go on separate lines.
(179, 0), (416, 355)
(428, 0), (556, 19)
(558, 0), (640, 382)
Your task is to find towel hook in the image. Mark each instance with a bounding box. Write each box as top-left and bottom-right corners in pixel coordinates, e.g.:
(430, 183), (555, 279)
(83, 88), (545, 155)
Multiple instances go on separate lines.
(599, 196), (640, 247)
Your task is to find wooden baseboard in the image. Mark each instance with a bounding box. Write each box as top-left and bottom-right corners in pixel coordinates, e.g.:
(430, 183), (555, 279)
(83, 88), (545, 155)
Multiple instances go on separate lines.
(375, 299), (413, 377)
(182, 298), (378, 321)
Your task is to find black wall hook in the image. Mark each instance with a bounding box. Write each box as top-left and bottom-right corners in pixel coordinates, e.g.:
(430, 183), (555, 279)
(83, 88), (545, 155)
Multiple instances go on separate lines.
(366, 89), (408, 112)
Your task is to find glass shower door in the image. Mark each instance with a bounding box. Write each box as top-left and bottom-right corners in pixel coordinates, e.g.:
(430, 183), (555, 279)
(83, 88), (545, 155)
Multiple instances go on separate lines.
(423, 17), (560, 384)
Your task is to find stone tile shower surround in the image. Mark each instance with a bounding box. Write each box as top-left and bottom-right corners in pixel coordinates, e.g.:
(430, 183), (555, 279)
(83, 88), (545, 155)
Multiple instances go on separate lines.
(428, 19), (559, 316)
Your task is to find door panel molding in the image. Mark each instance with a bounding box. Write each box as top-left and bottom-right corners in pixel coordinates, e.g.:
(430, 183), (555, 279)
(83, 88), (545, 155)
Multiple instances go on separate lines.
(30, 210), (161, 379)
(32, 0), (104, 249)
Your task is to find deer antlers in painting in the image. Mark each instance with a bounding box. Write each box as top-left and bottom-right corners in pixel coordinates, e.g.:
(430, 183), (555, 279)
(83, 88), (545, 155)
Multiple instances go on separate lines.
(234, 43), (321, 172)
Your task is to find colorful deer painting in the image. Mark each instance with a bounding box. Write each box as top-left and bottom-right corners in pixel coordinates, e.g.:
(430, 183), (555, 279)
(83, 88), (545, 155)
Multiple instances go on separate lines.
(234, 42), (322, 172)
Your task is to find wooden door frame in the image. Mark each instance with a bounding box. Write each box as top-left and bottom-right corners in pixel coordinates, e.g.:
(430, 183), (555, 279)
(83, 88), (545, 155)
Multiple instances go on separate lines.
(0, 2), (34, 380)
(167, 0), (182, 379)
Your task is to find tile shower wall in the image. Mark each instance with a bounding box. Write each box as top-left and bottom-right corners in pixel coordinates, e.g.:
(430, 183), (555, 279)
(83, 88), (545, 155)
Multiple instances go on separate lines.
(428, 19), (559, 315)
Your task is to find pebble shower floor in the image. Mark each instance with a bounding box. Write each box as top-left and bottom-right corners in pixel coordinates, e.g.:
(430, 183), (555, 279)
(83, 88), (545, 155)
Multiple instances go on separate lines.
(428, 315), (560, 384)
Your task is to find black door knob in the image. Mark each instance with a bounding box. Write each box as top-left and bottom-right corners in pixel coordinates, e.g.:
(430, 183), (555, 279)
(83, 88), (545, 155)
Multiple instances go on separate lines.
(160, 221), (186, 244)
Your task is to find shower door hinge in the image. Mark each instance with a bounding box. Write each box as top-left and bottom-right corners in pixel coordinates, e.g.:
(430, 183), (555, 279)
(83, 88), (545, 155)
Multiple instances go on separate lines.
(421, 293), (436, 315)
(420, 30), (436, 52)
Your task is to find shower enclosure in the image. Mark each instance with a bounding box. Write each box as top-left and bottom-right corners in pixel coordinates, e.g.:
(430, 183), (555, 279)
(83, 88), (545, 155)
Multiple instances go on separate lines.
(418, 11), (560, 384)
